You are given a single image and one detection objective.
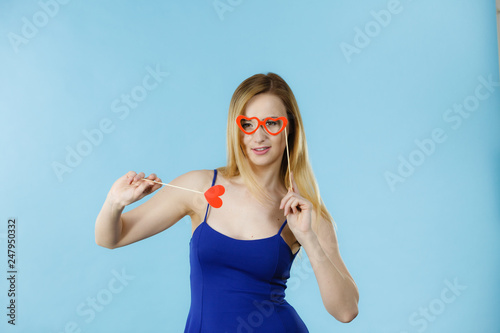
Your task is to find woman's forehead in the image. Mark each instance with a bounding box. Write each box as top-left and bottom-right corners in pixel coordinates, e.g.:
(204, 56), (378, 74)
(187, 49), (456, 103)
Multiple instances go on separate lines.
(244, 94), (286, 118)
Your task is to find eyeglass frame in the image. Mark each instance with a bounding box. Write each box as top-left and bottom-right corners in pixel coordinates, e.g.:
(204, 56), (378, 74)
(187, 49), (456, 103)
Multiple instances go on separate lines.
(236, 115), (288, 136)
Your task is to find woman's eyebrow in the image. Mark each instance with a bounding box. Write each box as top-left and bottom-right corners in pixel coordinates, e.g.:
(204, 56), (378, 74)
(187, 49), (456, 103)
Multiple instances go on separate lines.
(245, 116), (280, 120)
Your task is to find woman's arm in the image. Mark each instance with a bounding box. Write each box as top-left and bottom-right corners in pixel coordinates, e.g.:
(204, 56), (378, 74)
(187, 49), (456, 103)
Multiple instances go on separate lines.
(95, 169), (208, 249)
(94, 192), (127, 249)
(280, 172), (359, 322)
(302, 214), (359, 323)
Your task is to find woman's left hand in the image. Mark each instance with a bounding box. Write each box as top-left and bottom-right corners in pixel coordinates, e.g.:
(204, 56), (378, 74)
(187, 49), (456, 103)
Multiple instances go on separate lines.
(279, 171), (315, 244)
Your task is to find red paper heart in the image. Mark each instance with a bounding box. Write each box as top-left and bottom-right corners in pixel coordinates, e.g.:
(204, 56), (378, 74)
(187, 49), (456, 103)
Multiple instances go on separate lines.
(204, 185), (225, 208)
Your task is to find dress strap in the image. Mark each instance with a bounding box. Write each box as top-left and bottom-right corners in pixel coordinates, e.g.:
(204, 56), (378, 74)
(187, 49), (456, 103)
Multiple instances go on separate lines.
(277, 219), (288, 235)
(203, 169), (218, 223)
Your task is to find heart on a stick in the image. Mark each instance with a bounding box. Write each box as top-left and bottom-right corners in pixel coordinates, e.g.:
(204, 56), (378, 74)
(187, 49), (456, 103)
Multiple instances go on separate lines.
(142, 178), (225, 208)
(204, 185), (225, 208)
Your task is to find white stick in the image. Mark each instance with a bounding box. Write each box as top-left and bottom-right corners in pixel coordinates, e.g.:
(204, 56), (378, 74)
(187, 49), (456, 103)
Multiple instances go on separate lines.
(285, 127), (292, 191)
(142, 178), (203, 194)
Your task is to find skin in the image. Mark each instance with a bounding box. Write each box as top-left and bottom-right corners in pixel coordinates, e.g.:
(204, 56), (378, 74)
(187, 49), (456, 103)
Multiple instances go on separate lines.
(239, 92), (290, 191)
(242, 93), (359, 322)
(94, 92), (359, 323)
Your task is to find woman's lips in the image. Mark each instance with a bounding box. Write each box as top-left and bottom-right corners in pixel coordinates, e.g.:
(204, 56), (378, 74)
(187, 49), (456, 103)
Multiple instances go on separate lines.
(252, 147), (270, 155)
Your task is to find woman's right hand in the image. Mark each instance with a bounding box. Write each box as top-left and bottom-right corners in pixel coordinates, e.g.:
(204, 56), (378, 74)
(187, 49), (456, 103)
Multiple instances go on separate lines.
(107, 171), (163, 208)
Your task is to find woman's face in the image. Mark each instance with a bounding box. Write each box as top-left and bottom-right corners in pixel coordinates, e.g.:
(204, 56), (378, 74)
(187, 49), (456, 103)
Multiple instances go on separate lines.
(240, 92), (289, 167)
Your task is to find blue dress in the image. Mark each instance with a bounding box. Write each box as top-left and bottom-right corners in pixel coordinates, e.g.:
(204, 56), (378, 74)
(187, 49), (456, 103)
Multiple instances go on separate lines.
(184, 169), (309, 332)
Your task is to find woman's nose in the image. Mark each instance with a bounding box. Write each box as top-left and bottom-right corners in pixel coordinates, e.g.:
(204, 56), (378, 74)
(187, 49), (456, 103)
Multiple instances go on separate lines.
(254, 125), (268, 138)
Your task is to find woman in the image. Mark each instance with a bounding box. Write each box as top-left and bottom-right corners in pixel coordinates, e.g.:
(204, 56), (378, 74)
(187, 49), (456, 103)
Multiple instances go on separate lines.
(95, 72), (359, 332)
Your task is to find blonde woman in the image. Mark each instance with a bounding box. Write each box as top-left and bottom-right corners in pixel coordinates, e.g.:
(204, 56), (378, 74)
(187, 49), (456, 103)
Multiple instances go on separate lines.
(95, 72), (359, 332)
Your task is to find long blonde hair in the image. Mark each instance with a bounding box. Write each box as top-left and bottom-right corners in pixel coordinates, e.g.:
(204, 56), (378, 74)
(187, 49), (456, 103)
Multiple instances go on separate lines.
(218, 72), (337, 245)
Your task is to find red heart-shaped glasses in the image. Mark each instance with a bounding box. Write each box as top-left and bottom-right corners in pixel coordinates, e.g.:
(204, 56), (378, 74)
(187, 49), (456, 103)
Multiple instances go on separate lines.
(236, 115), (288, 136)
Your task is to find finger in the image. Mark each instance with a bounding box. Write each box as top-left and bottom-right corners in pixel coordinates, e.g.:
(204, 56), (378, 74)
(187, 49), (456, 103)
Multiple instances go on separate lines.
(148, 176), (162, 192)
(287, 196), (303, 216)
(143, 175), (156, 186)
(147, 182), (159, 194)
(142, 176), (158, 190)
(152, 177), (163, 191)
(290, 198), (300, 214)
(154, 176), (163, 188)
(288, 198), (295, 215)
(283, 191), (298, 210)
(286, 201), (295, 216)
(280, 191), (294, 209)
(126, 171), (137, 184)
(283, 196), (295, 216)
(137, 177), (152, 193)
(134, 172), (146, 182)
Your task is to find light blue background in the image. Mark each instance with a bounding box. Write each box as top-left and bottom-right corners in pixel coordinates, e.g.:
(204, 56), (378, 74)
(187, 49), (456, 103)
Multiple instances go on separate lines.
(1, 0), (499, 332)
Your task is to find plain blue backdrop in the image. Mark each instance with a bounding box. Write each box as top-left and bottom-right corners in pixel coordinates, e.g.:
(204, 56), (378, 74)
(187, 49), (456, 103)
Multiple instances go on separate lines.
(1, 0), (499, 332)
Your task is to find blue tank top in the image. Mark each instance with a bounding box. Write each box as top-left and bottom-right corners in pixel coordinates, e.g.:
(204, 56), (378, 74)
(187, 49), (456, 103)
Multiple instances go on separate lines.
(184, 169), (309, 332)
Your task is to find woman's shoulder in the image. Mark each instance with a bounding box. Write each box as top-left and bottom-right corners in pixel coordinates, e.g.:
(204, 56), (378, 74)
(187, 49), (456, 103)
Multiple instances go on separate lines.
(175, 168), (222, 191)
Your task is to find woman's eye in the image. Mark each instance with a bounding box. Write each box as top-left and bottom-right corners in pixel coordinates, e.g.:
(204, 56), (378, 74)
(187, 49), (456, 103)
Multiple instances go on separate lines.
(266, 121), (277, 126)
